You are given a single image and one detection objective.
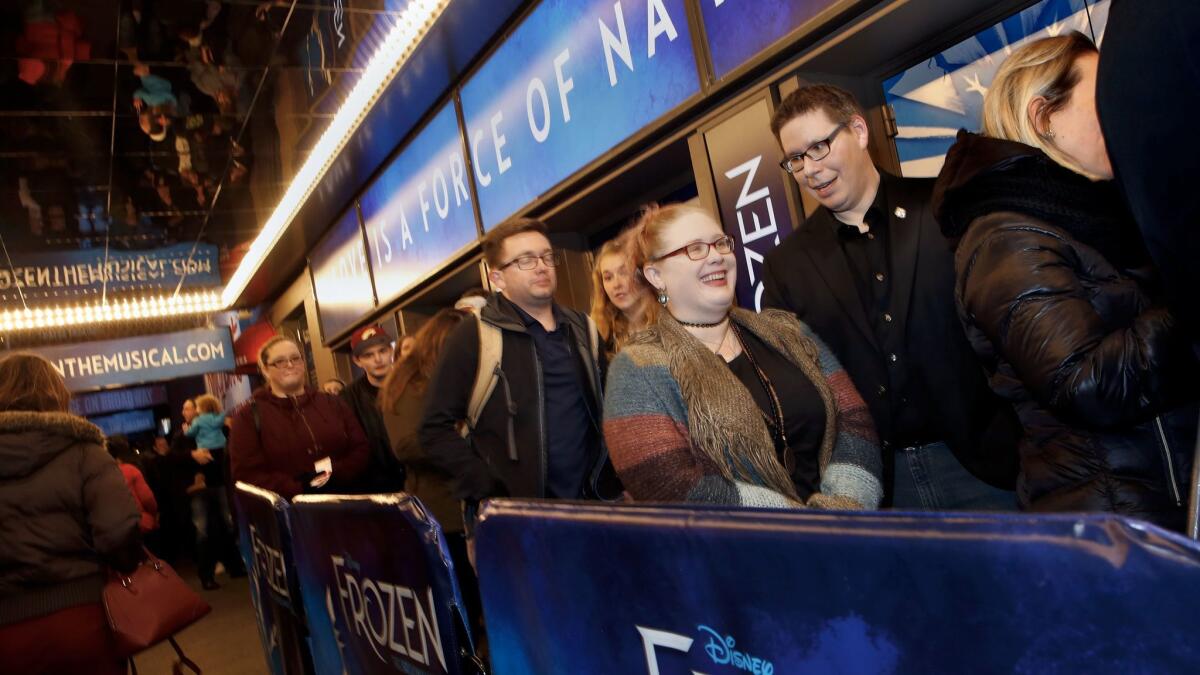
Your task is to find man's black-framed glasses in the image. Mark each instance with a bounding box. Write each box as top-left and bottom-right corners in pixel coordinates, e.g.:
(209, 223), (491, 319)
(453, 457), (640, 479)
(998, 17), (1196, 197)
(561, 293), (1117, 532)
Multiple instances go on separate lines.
(653, 235), (735, 262)
(779, 122), (847, 173)
(498, 250), (561, 271)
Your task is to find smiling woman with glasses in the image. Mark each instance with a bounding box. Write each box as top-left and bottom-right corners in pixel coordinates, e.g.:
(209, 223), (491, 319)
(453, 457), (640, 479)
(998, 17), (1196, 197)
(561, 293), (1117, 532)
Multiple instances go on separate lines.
(227, 335), (371, 499)
(601, 202), (883, 510)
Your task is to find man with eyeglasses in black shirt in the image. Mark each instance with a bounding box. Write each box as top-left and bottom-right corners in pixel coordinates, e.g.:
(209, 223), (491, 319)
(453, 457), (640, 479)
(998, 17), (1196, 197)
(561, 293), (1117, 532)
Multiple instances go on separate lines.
(421, 218), (621, 531)
(761, 83), (1020, 511)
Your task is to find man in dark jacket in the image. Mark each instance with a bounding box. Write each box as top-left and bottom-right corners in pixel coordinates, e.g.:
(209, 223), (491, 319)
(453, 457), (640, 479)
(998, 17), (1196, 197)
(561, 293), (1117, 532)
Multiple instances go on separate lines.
(341, 324), (405, 493)
(420, 218), (619, 519)
(762, 83), (1019, 509)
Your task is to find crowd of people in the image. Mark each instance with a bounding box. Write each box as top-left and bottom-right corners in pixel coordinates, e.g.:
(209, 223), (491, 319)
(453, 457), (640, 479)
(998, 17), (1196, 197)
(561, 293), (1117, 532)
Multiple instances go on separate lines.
(218, 30), (1197, 615)
(0, 23), (1197, 673)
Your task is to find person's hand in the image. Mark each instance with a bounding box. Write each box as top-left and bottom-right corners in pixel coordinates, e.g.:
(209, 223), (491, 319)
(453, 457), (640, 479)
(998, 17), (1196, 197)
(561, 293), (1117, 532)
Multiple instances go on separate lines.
(132, 97), (144, 113)
(309, 472), (331, 488)
(186, 473), (207, 495)
(191, 448), (213, 465)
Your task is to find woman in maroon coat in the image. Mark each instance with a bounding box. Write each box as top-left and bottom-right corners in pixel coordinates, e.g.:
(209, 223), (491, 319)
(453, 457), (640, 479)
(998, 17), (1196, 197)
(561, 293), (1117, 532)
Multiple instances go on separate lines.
(229, 336), (370, 499)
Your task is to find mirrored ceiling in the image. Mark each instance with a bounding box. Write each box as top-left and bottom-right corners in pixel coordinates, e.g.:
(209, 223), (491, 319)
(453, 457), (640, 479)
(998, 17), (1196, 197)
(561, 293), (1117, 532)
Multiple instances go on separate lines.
(0, 0), (406, 309)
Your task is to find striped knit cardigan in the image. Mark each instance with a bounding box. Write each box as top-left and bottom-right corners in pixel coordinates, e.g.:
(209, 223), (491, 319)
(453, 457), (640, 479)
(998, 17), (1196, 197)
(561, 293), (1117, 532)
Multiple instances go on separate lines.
(603, 308), (883, 510)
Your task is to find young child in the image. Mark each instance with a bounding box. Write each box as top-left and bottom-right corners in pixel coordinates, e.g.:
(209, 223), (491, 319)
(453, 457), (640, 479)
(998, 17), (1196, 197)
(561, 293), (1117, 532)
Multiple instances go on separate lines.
(185, 394), (228, 492)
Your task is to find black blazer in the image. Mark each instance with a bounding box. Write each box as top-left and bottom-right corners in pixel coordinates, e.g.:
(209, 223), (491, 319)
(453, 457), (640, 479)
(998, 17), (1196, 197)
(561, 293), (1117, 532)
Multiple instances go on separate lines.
(762, 170), (1018, 491)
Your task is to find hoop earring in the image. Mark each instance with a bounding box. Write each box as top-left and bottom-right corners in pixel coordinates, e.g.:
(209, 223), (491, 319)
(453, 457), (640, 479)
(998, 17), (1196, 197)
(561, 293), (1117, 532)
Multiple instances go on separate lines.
(656, 288), (669, 306)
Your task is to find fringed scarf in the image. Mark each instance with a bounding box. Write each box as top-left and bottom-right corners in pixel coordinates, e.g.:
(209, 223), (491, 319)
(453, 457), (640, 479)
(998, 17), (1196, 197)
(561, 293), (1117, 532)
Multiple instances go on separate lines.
(636, 308), (838, 500)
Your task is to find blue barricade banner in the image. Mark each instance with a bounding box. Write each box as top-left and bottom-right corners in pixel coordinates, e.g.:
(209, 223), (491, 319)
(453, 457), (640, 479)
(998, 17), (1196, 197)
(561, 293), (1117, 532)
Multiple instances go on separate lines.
(0, 242), (220, 306)
(475, 501), (1200, 674)
(289, 494), (477, 675)
(33, 327), (234, 392)
(234, 482), (315, 675)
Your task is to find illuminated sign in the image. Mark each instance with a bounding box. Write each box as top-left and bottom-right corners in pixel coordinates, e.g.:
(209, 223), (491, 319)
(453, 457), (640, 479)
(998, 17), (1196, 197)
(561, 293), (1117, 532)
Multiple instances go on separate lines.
(0, 242), (221, 306)
(460, 0), (701, 229)
(32, 327), (235, 392)
(360, 102), (480, 305)
(705, 98), (798, 310)
(698, 0), (842, 79)
(310, 209), (376, 341)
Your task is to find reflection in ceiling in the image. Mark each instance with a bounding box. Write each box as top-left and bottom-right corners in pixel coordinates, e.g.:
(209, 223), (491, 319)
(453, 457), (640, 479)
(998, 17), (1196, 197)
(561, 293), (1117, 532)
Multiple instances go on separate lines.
(0, 0), (411, 335)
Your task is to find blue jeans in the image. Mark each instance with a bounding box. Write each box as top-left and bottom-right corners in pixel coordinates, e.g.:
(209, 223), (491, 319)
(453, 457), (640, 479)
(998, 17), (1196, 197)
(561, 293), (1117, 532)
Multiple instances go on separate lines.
(892, 442), (1016, 511)
(191, 488), (237, 581)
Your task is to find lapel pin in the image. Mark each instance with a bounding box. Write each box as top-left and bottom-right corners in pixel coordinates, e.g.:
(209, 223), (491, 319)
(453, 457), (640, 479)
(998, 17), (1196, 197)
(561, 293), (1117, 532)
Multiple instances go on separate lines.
(894, 207), (907, 219)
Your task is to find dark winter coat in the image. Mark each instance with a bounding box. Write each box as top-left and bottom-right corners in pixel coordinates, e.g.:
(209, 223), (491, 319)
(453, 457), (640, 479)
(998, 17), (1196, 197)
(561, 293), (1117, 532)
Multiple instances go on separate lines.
(419, 293), (619, 503)
(342, 376), (406, 493)
(1097, 0), (1200, 342)
(383, 384), (462, 533)
(0, 412), (141, 626)
(933, 131), (1199, 529)
(228, 387), (371, 500)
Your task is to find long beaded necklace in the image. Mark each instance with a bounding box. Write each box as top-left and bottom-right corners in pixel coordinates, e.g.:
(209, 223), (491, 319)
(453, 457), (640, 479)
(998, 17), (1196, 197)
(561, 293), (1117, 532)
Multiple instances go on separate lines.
(729, 322), (795, 474)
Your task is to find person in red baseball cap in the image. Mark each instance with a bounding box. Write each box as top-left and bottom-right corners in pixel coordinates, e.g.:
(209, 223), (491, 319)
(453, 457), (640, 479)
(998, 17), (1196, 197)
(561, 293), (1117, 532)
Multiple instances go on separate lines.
(341, 324), (406, 492)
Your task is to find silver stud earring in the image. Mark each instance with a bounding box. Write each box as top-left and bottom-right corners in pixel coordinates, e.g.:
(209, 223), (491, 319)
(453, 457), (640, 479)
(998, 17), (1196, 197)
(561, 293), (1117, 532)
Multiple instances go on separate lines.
(657, 288), (669, 306)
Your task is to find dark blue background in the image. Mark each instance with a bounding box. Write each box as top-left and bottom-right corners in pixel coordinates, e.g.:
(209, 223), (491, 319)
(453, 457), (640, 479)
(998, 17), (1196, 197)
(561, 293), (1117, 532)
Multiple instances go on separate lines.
(699, 0), (842, 79)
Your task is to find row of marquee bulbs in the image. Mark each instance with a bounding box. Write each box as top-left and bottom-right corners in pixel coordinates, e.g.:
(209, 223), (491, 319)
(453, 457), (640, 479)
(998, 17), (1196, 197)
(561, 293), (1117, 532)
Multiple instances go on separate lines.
(0, 291), (224, 333)
(222, 0), (450, 307)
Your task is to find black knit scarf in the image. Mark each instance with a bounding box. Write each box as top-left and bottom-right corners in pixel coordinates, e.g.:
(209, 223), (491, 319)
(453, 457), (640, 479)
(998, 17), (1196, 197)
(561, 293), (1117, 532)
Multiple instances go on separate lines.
(945, 154), (1151, 271)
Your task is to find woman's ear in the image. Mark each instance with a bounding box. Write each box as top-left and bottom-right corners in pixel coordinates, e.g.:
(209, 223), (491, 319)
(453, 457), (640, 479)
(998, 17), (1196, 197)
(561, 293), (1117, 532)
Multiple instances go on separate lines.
(1027, 96), (1051, 136)
(642, 264), (663, 292)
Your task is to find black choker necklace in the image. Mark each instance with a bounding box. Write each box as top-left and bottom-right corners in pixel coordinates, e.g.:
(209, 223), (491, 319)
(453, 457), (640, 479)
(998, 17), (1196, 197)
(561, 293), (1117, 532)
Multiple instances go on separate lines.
(676, 314), (729, 329)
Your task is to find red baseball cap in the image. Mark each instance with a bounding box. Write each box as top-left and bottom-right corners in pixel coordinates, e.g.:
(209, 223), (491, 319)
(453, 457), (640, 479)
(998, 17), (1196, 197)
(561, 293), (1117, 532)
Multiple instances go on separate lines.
(350, 324), (392, 357)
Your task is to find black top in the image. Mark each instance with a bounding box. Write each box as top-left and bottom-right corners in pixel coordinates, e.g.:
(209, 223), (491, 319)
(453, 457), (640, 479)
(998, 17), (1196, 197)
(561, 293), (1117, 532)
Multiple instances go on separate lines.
(725, 330), (826, 500)
(831, 178), (933, 447)
(514, 303), (592, 499)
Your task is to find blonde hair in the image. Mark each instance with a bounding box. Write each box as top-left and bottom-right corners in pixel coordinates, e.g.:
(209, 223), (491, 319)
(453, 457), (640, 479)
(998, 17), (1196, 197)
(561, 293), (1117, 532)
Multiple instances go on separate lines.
(982, 31), (1101, 178)
(0, 352), (71, 413)
(589, 227), (656, 355)
(258, 335), (302, 370)
(195, 394), (222, 414)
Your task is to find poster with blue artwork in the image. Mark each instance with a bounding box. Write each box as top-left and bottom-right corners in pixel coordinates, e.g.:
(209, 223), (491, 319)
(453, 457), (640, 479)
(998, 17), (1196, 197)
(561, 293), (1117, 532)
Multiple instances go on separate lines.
(883, 0), (1110, 177)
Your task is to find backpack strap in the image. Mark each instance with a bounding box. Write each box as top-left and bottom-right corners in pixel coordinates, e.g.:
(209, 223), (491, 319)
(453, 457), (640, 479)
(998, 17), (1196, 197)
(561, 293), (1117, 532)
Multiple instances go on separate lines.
(461, 319), (504, 439)
(584, 314), (600, 365)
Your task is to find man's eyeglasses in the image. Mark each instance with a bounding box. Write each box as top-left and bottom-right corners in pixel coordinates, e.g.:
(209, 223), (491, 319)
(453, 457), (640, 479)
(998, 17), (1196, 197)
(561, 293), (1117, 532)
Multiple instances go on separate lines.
(497, 251), (560, 271)
(267, 355), (304, 369)
(653, 235), (735, 262)
(778, 122), (847, 173)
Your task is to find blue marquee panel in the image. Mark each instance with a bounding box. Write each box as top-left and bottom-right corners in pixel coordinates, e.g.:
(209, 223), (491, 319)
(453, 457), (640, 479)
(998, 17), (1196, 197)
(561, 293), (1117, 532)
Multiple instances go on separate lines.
(460, 0), (702, 229)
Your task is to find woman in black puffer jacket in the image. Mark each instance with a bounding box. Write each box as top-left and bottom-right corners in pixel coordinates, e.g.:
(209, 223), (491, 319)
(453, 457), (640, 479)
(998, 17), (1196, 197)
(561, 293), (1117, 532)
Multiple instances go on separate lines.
(932, 32), (1198, 530)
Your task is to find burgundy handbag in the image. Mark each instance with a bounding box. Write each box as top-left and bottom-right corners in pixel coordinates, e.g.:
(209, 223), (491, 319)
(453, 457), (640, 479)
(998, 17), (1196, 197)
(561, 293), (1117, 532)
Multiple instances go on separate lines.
(103, 550), (212, 673)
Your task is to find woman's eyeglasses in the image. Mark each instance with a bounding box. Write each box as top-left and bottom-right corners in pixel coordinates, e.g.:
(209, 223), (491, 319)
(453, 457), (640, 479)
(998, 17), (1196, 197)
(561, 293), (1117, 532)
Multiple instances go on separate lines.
(267, 355), (304, 369)
(653, 235), (735, 262)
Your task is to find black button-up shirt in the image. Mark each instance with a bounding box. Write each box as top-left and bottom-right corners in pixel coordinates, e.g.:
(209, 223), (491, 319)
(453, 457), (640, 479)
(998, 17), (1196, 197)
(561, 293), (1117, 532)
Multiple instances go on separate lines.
(513, 303), (592, 498)
(832, 180), (934, 447)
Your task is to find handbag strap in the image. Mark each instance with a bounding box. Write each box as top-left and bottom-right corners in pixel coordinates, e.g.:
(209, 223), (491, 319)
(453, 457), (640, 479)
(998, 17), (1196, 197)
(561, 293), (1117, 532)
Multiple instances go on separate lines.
(170, 637), (202, 674)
